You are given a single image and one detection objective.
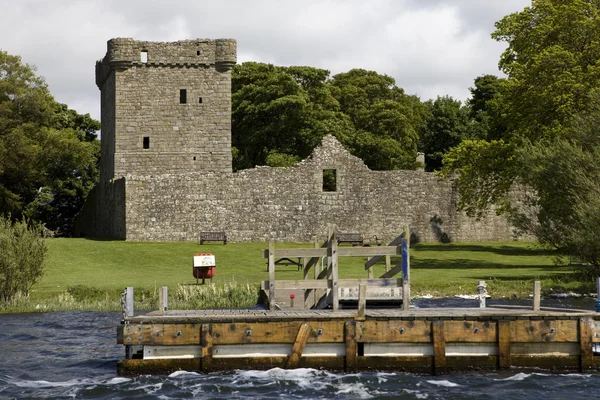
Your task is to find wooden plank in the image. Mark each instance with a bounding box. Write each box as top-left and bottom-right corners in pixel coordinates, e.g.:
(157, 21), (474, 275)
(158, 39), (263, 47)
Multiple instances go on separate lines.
(268, 241), (275, 310)
(286, 323), (312, 368)
(510, 320), (578, 342)
(591, 320), (600, 343)
(379, 263), (403, 279)
(498, 320), (511, 369)
(364, 234), (404, 269)
(359, 320), (431, 343)
(444, 321), (497, 342)
(533, 281), (541, 311)
(331, 233), (339, 311)
(432, 320), (446, 374)
(210, 321), (345, 344)
(268, 278), (403, 290)
(201, 324), (212, 373)
(119, 323), (201, 345)
(580, 317), (593, 371)
(125, 287), (134, 318)
(357, 284), (367, 319)
(345, 321), (357, 372)
(158, 286), (168, 315)
(263, 246), (401, 259)
(263, 248), (328, 258)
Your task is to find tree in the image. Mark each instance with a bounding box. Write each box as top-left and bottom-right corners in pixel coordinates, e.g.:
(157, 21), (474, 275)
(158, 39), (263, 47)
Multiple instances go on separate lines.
(466, 74), (506, 141)
(441, 0), (600, 271)
(0, 51), (100, 235)
(0, 216), (47, 303)
(231, 62), (352, 170)
(330, 69), (426, 170)
(419, 96), (471, 171)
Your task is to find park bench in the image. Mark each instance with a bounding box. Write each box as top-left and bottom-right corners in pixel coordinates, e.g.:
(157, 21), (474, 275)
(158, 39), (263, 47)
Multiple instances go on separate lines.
(337, 232), (364, 246)
(200, 231), (227, 245)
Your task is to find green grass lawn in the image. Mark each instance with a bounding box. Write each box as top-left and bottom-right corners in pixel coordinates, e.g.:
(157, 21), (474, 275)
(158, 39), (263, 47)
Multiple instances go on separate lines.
(29, 238), (590, 305)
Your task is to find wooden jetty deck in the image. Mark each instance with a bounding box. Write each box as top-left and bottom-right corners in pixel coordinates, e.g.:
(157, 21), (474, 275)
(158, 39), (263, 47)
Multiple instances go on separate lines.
(116, 230), (600, 375)
(117, 306), (600, 376)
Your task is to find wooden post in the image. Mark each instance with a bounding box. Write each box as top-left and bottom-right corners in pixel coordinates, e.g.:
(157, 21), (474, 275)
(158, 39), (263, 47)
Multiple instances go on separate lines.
(158, 286), (168, 315)
(432, 320), (446, 375)
(286, 323), (312, 368)
(331, 231), (339, 311)
(303, 257), (309, 309)
(357, 283), (367, 319)
(533, 280), (541, 311)
(498, 320), (511, 369)
(201, 324), (213, 373)
(314, 239), (319, 306)
(268, 241), (275, 310)
(125, 287), (134, 318)
(401, 238), (410, 311)
(385, 255), (391, 272)
(344, 321), (357, 372)
(367, 257), (374, 279)
(580, 317), (594, 372)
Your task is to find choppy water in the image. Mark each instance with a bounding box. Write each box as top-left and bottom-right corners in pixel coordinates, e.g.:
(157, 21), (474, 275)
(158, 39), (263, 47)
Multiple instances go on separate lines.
(1, 298), (599, 399)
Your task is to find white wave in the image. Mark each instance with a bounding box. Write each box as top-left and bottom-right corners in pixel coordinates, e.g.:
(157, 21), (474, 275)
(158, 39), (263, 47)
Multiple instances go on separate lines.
(335, 383), (374, 399)
(106, 377), (131, 385)
(12, 379), (92, 388)
(404, 389), (429, 399)
(498, 372), (532, 381)
(168, 370), (200, 378)
(426, 379), (460, 387)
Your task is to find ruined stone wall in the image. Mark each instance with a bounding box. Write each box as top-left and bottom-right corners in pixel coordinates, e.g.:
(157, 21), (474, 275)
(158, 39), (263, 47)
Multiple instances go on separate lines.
(123, 136), (517, 242)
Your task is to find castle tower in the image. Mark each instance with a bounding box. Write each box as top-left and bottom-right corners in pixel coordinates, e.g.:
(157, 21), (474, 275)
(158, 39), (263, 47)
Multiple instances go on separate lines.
(95, 38), (237, 182)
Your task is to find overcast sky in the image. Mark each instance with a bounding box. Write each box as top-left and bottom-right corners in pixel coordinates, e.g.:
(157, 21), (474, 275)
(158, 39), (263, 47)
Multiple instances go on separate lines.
(1, 0), (530, 121)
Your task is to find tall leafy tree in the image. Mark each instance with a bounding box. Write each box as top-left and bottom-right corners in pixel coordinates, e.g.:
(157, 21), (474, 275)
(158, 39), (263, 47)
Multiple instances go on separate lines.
(441, 0), (600, 270)
(0, 51), (100, 235)
(330, 69), (426, 170)
(419, 96), (471, 171)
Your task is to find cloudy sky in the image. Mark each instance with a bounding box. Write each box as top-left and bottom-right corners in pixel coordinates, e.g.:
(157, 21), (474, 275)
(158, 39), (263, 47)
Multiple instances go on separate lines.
(1, 0), (530, 121)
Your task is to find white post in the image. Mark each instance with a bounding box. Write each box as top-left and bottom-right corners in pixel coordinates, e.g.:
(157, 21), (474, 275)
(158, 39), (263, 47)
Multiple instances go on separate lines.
(533, 281), (541, 311)
(159, 286), (168, 314)
(477, 281), (487, 308)
(125, 287), (134, 317)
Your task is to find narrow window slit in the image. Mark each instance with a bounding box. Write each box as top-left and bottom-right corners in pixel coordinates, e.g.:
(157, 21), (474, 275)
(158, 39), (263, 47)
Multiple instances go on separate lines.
(143, 137), (150, 149)
(323, 169), (337, 192)
(180, 89), (187, 104)
(140, 51), (148, 63)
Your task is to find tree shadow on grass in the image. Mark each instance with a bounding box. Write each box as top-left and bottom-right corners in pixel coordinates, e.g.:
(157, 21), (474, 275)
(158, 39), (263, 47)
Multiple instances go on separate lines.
(406, 257), (566, 272)
(413, 243), (557, 257)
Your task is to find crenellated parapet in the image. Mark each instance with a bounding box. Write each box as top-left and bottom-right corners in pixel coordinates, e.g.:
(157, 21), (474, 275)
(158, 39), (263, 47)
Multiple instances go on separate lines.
(95, 38), (237, 88)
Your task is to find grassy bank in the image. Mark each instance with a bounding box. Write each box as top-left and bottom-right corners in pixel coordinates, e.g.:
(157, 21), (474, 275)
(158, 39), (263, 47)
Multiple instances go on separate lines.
(2, 238), (591, 313)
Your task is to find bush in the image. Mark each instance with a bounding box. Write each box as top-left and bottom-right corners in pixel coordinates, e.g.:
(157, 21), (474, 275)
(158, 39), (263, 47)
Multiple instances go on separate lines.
(0, 217), (47, 303)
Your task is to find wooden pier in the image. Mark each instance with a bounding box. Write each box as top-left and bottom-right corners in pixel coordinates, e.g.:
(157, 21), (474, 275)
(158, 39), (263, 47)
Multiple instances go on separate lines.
(116, 230), (600, 375)
(117, 305), (600, 375)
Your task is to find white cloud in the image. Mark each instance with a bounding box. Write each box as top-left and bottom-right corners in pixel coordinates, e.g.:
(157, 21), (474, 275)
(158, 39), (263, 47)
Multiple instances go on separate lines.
(0, 0), (530, 120)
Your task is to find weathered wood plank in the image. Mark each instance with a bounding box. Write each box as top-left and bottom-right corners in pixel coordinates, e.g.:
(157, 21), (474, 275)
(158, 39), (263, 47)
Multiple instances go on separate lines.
(432, 320), (446, 375)
(444, 321), (497, 342)
(201, 324), (212, 373)
(357, 284), (367, 319)
(262, 246), (401, 259)
(580, 317), (593, 371)
(268, 241), (275, 310)
(331, 234), (339, 311)
(264, 278), (403, 291)
(345, 321), (357, 372)
(119, 323), (201, 345)
(498, 320), (511, 369)
(210, 321), (345, 344)
(286, 323), (312, 368)
(533, 281), (541, 311)
(510, 320), (578, 342)
(359, 320), (431, 343)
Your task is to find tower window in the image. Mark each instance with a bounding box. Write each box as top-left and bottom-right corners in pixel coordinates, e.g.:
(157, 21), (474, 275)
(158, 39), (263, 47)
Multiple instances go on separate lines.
(323, 169), (337, 192)
(199, 97), (203, 104)
(197, 50), (200, 55)
(140, 51), (148, 63)
(143, 136), (150, 149)
(180, 89), (187, 104)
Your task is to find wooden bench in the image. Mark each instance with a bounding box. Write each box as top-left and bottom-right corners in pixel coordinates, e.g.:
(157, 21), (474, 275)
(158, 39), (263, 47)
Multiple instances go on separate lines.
(337, 232), (363, 246)
(200, 231), (227, 245)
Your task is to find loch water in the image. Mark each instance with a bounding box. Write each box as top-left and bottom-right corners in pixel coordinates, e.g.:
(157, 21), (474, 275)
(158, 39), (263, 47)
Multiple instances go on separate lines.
(1, 298), (600, 399)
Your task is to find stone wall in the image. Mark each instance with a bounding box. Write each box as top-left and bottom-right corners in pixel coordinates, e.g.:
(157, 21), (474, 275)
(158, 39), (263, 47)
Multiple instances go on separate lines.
(123, 136), (517, 242)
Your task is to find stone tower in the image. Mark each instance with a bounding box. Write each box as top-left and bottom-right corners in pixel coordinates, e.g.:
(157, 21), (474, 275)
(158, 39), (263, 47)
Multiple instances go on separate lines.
(95, 38), (237, 182)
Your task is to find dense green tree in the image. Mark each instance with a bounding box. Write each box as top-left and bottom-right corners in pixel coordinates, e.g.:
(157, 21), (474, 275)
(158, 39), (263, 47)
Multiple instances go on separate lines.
(330, 69), (426, 170)
(466, 74), (506, 140)
(0, 51), (100, 235)
(441, 0), (600, 270)
(419, 96), (471, 171)
(232, 64), (426, 171)
(231, 62), (352, 170)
